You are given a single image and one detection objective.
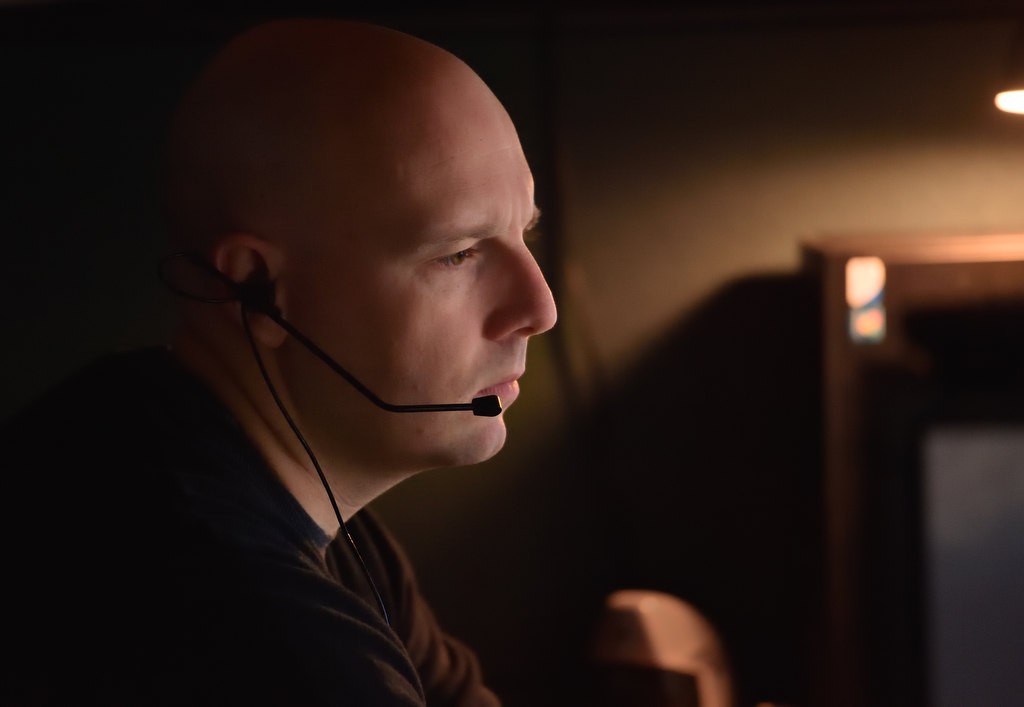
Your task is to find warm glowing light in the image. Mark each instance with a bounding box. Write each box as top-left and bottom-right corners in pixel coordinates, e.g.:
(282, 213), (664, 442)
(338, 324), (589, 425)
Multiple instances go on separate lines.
(995, 89), (1024, 114)
(848, 305), (886, 344)
(852, 308), (885, 339)
(845, 256), (885, 308)
(846, 256), (886, 344)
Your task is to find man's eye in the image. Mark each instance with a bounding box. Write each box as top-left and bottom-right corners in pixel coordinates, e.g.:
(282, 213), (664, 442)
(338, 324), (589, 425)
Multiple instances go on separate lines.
(438, 249), (477, 267)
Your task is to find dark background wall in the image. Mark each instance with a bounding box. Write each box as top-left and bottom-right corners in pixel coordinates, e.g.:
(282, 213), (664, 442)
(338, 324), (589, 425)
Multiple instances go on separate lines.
(5, 2), (1024, 705)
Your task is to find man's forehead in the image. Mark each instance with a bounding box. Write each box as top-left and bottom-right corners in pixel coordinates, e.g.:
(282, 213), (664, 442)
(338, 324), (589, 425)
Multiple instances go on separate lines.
(184, 19), (535, 258)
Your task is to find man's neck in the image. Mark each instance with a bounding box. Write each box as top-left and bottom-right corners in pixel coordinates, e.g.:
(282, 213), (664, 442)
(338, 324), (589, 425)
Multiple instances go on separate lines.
(170, 326), (354, 535)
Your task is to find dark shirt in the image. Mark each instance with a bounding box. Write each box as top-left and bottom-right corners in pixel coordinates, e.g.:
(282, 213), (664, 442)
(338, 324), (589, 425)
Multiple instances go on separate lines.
(1, 347), (499, 706)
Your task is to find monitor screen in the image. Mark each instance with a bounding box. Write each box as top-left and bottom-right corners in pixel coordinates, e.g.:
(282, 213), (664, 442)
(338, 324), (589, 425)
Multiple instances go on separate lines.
(921, 424), (1024, 707)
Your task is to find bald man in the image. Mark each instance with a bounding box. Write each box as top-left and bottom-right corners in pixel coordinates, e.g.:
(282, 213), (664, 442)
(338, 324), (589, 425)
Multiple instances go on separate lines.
(2, 18), (555, 706)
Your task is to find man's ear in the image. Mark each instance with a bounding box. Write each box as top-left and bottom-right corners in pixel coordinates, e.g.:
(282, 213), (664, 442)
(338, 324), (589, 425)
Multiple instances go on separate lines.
(211, 234), (288, 348)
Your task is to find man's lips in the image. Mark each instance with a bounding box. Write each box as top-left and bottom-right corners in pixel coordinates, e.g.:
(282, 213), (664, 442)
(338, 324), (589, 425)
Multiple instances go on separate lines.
(475, 377), (521, 402)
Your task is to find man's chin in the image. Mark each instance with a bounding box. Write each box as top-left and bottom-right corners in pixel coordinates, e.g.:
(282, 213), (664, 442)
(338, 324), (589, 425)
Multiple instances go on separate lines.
(441, 422), (508, 469)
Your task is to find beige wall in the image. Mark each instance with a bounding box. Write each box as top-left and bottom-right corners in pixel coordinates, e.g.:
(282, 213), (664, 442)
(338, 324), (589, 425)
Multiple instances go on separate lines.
(557, 17), (1024, 381)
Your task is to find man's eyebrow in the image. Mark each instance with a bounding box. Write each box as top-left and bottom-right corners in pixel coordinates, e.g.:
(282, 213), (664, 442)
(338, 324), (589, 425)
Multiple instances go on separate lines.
(419, 206), (543, 250)
(526, 206), (542, 232)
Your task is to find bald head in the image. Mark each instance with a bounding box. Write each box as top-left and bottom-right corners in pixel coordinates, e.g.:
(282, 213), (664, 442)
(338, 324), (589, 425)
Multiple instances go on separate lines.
(161, 18), (553, 512)
(162, 18), (519, 253)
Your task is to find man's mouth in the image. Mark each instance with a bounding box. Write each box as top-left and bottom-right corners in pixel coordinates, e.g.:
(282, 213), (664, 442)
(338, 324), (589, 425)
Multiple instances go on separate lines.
(476, 377), (521, 403)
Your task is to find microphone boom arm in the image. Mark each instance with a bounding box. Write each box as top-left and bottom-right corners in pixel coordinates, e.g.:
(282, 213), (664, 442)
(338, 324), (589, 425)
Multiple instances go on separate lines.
(160, 252), (502, 417)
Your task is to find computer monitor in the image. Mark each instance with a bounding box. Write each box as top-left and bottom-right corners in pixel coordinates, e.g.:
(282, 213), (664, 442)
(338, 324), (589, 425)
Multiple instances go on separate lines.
(802, 232), (1024, 707)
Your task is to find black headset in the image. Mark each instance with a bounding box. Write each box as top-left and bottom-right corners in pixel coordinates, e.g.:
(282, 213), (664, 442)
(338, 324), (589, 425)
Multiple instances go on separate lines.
(159, 250), (504, 627)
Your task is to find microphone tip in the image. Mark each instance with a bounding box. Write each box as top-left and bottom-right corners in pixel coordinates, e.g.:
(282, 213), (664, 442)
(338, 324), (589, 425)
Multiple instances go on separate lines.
(471, 395), (502, 417)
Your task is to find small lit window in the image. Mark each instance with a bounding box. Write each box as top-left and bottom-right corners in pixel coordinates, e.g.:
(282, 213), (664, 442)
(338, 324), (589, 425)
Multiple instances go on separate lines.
(846, 256), (886, 344)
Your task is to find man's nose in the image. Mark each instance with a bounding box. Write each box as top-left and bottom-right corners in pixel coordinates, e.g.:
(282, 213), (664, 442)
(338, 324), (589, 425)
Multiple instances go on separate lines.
(484, 247), (558, 341)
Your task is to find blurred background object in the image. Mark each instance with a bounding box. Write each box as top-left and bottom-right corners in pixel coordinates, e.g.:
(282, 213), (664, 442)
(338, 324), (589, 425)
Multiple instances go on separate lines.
(590, 589), (734, 707)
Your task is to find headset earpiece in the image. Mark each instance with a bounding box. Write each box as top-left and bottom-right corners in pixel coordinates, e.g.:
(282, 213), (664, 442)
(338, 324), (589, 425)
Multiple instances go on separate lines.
(236, 274), (280, 318)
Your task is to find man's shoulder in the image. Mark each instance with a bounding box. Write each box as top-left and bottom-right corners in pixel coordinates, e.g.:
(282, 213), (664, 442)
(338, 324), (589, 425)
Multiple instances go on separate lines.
(0, 348), (428, 706)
